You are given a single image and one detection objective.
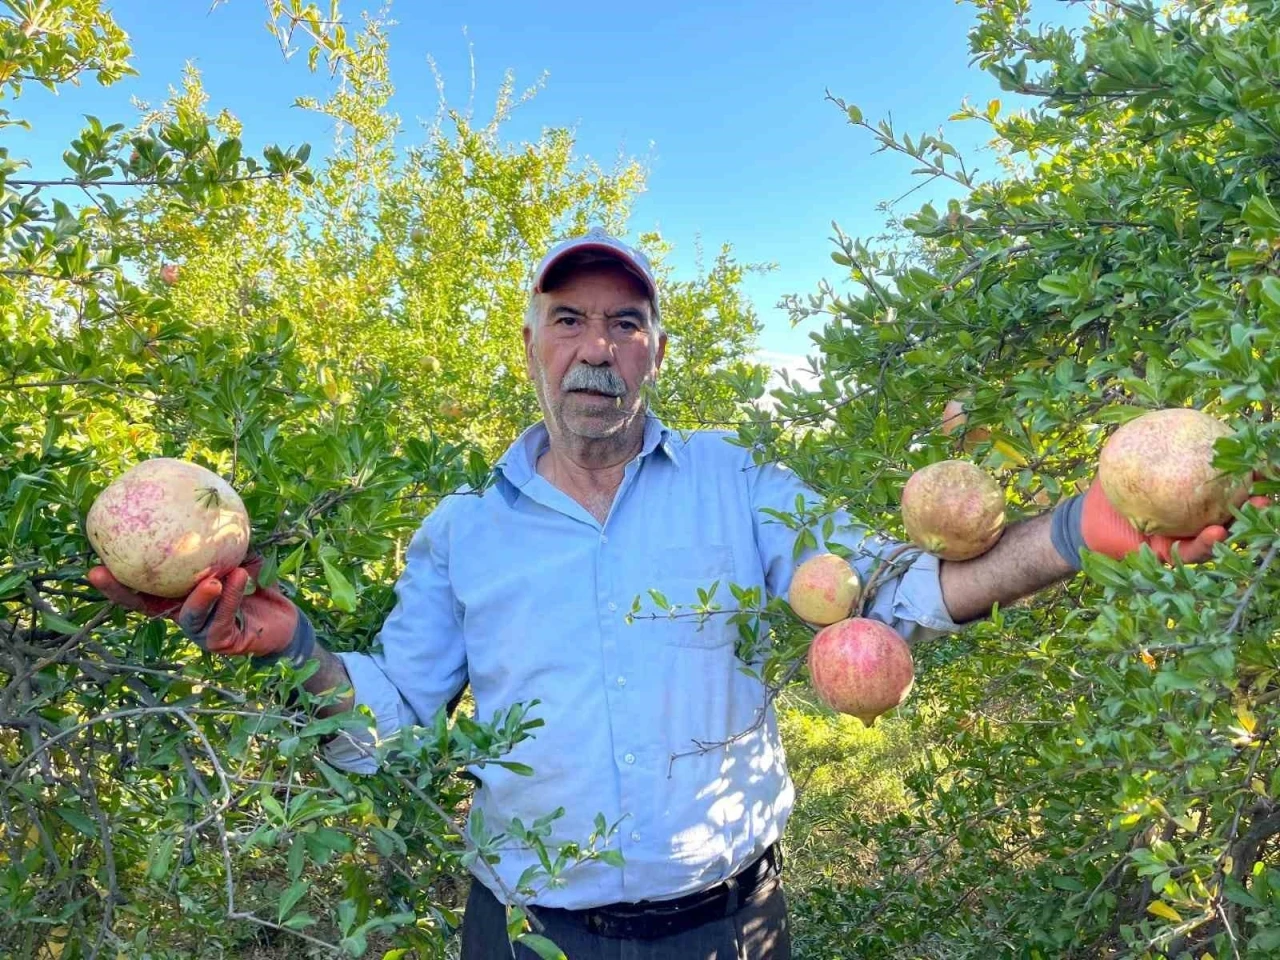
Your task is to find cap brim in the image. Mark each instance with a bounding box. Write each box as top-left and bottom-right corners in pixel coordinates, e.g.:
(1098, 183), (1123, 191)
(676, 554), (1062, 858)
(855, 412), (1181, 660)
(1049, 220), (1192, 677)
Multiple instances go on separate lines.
(533, 242), (657, 299)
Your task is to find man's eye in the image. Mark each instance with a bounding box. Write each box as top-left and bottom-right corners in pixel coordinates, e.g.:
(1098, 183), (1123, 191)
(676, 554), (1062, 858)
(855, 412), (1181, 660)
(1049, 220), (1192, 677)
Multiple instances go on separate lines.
(618, 319), (639, 332)
(557, 315), (579, 326)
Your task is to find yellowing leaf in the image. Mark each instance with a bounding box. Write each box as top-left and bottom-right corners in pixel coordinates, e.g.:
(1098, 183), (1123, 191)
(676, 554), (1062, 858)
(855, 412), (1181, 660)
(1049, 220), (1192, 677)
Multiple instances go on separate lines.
(991, 439), (1029, 466)
(1237, 701), (1258, 734)
(1140, 649), (1157, 670)
(1147, 900), (1183, 923)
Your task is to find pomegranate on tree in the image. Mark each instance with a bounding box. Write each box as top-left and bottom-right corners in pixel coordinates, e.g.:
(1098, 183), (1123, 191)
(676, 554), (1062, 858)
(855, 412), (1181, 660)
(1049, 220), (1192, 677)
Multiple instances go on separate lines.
(1098, 407), (1250, 536)
(902, 459), (1006, 561)
(788, 553), (862, 626)
(808, 617), (914, 727)
(940, 393), (991, 451)
(85, 458), (250, 598)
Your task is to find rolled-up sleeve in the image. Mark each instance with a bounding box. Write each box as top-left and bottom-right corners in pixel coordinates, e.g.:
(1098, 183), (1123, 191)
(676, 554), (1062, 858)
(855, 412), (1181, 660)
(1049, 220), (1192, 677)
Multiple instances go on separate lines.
(323, 512), (468, 773)
(749, 459), (960, 645)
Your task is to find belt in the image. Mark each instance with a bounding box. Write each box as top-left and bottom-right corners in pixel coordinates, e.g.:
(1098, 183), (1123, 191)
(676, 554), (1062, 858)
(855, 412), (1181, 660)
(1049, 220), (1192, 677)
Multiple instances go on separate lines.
(544, 843), (783, 941)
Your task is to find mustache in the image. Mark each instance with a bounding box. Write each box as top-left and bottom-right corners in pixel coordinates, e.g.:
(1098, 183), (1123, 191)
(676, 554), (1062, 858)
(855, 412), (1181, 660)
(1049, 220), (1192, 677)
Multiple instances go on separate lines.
(562, 365), (627, 398)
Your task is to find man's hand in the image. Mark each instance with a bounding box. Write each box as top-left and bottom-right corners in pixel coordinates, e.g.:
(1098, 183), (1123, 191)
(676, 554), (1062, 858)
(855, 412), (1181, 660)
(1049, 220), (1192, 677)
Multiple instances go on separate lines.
(1057, 478), (1272, 567)
(88, 555), (316, 665)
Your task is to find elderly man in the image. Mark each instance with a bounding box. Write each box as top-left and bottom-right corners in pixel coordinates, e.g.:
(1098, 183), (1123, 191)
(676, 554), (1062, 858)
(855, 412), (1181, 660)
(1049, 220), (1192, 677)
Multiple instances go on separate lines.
(90, 228), (1251, 958)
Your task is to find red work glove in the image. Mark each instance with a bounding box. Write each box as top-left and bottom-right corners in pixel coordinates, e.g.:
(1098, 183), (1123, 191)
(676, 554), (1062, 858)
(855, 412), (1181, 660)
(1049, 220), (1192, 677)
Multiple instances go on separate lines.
(1052, 479), (1271, 567)
(88, 555), (315, 665)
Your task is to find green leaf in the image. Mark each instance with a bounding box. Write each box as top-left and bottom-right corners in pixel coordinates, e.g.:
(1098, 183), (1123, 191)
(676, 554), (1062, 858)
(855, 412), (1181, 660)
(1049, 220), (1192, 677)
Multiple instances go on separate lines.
(597, 848), (625, 868)
(1259, 276), (1280, 310)
(41, 611), (83, 635)
(261, 792), (287, 823)
(288, 836), (307, 880)
(370, 826), (407, 858)
(845, 104), (863, 124)
(1244, 193), (1280, 231)
(1226, 247), (1268, 269)
(147, 834), (177, 881)
(312, 757), (357, 800)
(515, 934), (568, 960)
(53, 806), (97, 837)
(319, 555), (357, 612)
(492, 760), (535, 776)
(0, 570), (29, 599)
(1250, 928), (1280, 952)
(1037, 275), (1075, 297)
(278, 542), (307, 578)
(278, 879), (309, 921)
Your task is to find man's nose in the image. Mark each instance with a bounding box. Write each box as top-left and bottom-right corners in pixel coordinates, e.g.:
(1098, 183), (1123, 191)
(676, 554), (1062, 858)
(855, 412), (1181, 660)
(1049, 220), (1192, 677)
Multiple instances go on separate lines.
(578, 324), (614, 365)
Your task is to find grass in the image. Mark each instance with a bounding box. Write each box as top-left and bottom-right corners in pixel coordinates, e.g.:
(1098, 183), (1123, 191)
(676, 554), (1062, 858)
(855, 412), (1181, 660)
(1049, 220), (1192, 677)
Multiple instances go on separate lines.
(776, 688), (919, 958)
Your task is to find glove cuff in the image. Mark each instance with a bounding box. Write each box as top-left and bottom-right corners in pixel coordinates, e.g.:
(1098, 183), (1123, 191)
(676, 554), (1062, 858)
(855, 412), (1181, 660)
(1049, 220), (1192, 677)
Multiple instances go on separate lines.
(252, 610), (317, 669)
(1050, 493), (1087, 572)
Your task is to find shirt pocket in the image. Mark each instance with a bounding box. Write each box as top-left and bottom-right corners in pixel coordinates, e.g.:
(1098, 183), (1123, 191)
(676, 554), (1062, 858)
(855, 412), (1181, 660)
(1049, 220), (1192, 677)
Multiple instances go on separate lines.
(646, 544), (737, 650)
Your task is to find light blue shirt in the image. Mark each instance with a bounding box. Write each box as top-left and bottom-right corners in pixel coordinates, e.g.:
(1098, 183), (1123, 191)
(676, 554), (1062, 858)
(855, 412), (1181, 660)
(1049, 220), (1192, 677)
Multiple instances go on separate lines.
(324, 415), (959, 909)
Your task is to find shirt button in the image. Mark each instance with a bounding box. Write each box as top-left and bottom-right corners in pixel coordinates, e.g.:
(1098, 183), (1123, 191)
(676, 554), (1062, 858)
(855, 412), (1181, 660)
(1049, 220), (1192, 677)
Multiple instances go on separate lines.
(607, 601), (618, 612)
(631, 830), (641, 842)
(616, 676), (626, 687)
(624, 752), (636, 765)
(601, 534), (609, 544)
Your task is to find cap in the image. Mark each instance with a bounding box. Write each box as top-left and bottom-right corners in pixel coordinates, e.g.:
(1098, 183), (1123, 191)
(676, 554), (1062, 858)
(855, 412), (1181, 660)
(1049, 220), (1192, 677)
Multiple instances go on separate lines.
(532, 227), (658, 301)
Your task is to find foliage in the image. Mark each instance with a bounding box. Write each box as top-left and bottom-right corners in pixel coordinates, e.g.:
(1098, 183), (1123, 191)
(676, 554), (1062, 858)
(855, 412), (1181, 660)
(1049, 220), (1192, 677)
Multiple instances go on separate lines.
(0, 2), (762, 957)
(749, 1), (1280, 957)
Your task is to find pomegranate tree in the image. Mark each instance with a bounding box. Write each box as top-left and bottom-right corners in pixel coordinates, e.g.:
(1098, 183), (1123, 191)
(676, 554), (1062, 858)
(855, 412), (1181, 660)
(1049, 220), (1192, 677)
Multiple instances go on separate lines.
(808, 617), (914, 727)
(85, 458), (250, 598)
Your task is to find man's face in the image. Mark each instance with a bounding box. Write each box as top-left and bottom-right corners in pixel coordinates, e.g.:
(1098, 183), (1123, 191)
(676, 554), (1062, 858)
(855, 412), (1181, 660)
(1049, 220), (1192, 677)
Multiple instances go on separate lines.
(524, 262), (667, 443)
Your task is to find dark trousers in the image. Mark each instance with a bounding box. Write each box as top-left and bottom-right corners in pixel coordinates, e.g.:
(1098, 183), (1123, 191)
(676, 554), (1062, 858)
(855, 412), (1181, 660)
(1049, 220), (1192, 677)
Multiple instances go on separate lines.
(460, 875), (792, 959)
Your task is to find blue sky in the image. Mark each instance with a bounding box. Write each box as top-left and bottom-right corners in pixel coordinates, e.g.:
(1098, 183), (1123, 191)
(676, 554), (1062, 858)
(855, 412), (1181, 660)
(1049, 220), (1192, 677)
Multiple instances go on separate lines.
(21, 0), (1088, 365)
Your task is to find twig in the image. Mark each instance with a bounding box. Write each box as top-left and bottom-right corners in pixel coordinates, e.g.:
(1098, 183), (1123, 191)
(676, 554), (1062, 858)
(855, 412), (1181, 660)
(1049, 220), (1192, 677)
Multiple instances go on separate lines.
(0, 376), (159, 403)
(1211, 731), (1270, 900)
(331, 732), (548, 936)
(7, 174), (276, 188)
(1225, 543), (1278, 634)
(666, 655), (809, 777)
(1217, 901), (1242, 960)
(859, 544), (922, 616)
(227, 911), (343, 953)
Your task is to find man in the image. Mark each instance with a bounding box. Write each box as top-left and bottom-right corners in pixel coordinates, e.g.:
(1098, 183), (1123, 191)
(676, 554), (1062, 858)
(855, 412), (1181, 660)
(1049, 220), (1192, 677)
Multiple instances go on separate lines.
(89, 228), (1261, 958)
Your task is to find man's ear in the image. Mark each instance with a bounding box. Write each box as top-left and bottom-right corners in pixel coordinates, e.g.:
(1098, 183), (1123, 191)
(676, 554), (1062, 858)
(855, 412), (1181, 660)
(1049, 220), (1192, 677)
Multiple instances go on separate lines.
(655, 331), (668, 372)
(523, 323), (535, 376)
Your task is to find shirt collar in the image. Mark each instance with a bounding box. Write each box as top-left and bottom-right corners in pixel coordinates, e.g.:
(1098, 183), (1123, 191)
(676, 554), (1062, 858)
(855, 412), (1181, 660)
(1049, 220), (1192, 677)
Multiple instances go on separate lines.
(493, 414), (680, 499)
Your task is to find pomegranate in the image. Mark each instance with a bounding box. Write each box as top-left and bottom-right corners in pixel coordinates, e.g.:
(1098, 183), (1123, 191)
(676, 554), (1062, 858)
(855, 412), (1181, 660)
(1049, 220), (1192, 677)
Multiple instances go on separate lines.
(940, 394), (991, 451)
(85, 458), (250, 598)
(808, 617), (914, 727)
(788, 553), (862, 626)
(159, 263), (180, 286)
(902, 460), (1006, 561)
(1098, 408), (1249, 536)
